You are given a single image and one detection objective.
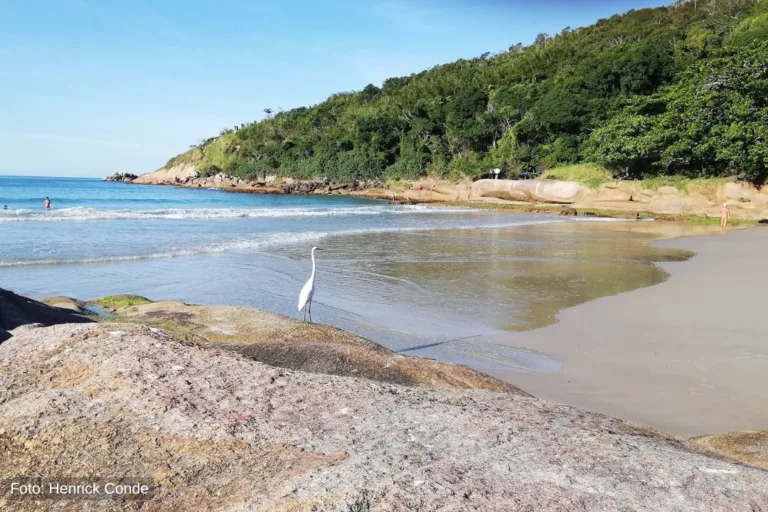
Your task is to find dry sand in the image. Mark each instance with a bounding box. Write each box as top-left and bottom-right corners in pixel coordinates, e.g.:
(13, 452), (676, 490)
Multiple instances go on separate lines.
(493, 225), (768, 437)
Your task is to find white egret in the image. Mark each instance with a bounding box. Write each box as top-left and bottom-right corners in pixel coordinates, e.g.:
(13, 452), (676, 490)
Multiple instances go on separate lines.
(298, 246), (322, 322)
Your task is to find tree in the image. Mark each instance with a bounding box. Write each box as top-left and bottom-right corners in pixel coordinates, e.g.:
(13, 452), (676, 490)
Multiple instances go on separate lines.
(586, 111), (666, 177)
(659, 40), (768, 180)
(445, 88), (491, 151)
(361, 84), (381, 101)
(162, 0), (767, 184)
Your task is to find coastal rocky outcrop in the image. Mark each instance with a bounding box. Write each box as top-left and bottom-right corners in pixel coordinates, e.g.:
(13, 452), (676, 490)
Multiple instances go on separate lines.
(469, 179), (768, 220)
(471, 178), (588, 203)
(693, 431), (768, 471)
(637, 182), (768, 220)
(134, 164), (387, 196)
(0, 288), (91, 342)
(2, 322), (768, 510)
(0, 289), (518, 395)
(132, 163), (199, 185)
(103, 299), (522, 393)
(132, 164), (768, 220)
(280, 178), (385, 195)
(647, 195), (712, 216)
(2, 288), (768, 508)
(103, 171), (138, 182)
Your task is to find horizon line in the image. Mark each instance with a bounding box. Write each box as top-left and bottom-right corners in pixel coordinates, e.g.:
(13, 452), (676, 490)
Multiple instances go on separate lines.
(0, 173), (102, 179)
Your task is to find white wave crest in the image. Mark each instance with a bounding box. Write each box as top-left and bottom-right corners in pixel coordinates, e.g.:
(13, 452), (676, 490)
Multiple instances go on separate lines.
(0, 218), (566, 268)
(0, 231), (329, 268)
(0, 205), (474, 222)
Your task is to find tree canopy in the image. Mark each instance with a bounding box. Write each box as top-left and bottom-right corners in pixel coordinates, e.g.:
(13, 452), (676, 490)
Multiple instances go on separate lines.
(166, 0), (768, 184)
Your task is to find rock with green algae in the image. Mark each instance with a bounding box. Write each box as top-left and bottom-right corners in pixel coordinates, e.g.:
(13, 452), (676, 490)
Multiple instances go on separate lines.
(92, 294), (152, 309)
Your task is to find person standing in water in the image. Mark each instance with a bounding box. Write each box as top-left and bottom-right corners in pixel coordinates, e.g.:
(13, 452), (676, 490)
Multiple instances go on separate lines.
(43, 196), (52, 209)
(720, 202), (730, 233)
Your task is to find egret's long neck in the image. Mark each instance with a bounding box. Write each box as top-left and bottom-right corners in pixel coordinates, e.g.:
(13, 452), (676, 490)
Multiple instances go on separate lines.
(310, 250), (317, 281)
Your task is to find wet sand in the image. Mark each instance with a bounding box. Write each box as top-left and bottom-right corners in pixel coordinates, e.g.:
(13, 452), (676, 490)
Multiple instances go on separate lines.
(7, 193), (763, 438)
(492, 226), (768, 437)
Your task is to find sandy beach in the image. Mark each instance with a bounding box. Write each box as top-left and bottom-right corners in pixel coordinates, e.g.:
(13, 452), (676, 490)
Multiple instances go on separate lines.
(4, 221), (768, 509)
(493, 225), (768, 437)
(4, 175), (766, 440)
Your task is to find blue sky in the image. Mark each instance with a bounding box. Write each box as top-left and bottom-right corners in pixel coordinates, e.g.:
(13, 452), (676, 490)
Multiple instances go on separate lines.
(0, 0), (668, 177)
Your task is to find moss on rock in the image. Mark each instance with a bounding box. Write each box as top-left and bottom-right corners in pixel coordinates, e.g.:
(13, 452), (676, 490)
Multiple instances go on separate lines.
(94, 295), (153, 309)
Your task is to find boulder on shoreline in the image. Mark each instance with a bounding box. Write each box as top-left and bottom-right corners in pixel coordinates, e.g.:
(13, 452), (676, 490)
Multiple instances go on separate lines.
(102, 171), (138, 182)
(472, 179), (588, 204)
(2, 322), (767, 510)
(0, 288), (92, 342)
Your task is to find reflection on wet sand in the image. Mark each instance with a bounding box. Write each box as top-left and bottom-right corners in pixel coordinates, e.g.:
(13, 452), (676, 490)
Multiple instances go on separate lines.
(315, 219), (763, 437)
(260, 220), (713, 380)
(316, 221), (700, 335)
(4, 214), (729, 434)
(485, 225), (767, 437)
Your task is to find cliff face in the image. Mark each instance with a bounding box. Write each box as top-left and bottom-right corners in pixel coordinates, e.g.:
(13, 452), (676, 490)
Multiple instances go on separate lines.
(1, 322), (767, 510)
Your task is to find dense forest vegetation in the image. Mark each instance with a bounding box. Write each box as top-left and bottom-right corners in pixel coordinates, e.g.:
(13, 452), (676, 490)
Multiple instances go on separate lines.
(166, 0), (768, 183)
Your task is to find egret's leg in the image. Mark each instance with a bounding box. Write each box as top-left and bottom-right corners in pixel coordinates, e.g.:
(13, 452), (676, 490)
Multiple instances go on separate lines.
(303, 307), (306, 322)
(308, 300), (312, 323)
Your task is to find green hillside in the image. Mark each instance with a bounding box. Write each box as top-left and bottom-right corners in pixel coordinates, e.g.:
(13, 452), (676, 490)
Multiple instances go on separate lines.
(166, 0), (768, 184)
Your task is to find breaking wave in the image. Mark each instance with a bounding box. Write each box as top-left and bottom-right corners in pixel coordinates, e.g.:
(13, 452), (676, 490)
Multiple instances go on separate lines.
(0, 205), (474, 222)
(0, 218), (569, 268)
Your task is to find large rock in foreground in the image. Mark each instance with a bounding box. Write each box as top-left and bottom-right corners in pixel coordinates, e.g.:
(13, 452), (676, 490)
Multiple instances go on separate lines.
(1, 323), (766, 510)
(111, 300), (523, 393)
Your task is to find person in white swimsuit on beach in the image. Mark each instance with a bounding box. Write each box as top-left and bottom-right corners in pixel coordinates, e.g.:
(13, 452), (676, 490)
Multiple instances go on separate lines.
(720, 202), (730, 233)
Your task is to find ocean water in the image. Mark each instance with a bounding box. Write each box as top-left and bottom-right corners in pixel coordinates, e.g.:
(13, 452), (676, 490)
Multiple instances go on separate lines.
(0, 176), (692, 372)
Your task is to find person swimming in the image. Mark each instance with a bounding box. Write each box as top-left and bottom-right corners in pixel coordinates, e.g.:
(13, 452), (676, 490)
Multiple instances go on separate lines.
(43, 196), (52, 209)
(3, 205), (7, 210)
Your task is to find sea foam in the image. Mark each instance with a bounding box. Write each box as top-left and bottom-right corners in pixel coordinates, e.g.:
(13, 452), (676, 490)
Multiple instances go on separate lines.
(0, 205), (473, 222)
(0, 218), (568, 268)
